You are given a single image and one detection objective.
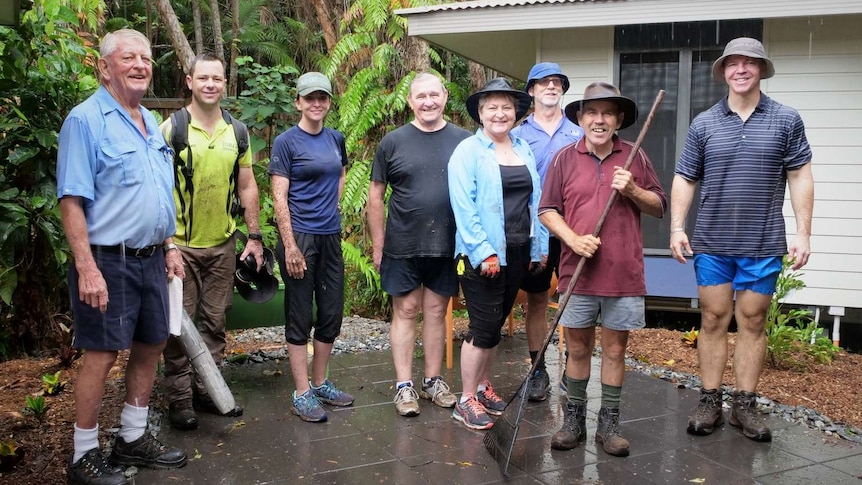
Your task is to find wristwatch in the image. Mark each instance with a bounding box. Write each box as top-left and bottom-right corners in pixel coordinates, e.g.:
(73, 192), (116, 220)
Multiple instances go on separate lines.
(164, 243), (178, 254)
(248, 233), (263, 241)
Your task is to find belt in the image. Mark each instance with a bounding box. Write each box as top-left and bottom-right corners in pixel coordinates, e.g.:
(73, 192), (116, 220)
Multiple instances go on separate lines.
(91, 244), (163, 258)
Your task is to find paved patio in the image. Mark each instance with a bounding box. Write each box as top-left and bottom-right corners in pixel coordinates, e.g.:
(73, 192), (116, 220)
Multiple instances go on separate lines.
(138, 334), (862, 484)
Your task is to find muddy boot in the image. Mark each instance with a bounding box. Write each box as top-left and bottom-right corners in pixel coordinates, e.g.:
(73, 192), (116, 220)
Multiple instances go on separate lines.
(729, 390), (772, 442)
(550, 401), (587, 450)
(595, 407), (630, 457)
(687, 389), (724, 436)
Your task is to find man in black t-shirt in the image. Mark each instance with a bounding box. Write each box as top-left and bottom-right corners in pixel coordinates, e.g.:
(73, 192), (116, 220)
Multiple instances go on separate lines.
(368, 72), (471, 417)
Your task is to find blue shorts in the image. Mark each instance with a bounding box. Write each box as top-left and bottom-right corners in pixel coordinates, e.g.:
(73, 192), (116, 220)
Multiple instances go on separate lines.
(559, 295), (645, 331)
(693, 254), (782, 295)
(69, 249), (170, 350)
(380, 255), (458, 297)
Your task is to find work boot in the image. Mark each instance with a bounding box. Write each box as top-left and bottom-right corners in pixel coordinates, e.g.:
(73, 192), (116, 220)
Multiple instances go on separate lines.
(687, 389), (724, 436)
(168, 399), (198, 431)
(729, 390), (772, 442)
(110, 433), (187, 469)
(193, 393), (244, 417)
(550, 401), (587, 450)
(595, 407), (630, 457)
(67, 448), (128, 485)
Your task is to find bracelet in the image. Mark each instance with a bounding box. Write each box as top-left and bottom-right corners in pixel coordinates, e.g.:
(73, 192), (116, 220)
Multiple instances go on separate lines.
(163, 243), (178, 254)
(670, 228), (685, 234)
(248, 233), (263, 241)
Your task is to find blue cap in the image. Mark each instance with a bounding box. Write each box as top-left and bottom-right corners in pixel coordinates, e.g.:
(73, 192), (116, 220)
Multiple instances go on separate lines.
(525, 62), (570, 94)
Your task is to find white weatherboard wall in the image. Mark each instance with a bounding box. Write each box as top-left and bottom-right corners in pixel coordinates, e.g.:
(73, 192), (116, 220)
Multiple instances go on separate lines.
(536, 26), (614, 105)
(764, 15), (862, 308)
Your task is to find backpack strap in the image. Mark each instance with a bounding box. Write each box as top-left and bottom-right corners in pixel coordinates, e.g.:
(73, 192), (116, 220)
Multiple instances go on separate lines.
(222, 108), (250, 218)
(170, 107), (195, 238)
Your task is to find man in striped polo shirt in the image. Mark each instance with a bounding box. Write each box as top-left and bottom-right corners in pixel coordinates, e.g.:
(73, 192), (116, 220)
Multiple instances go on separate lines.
(670, 37), (814, 443)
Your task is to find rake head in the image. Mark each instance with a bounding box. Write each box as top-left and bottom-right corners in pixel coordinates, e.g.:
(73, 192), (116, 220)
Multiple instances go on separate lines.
(483, 378), (532, 477)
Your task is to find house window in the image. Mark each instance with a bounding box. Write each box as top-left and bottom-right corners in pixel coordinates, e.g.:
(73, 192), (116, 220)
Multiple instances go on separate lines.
(615, 20), (762, 253)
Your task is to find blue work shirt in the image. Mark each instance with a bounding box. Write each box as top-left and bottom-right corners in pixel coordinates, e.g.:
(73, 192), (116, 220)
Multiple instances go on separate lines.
(57, 86), (176, 248)
(448, 129), (547, 268)
(512, 112), (583, 183)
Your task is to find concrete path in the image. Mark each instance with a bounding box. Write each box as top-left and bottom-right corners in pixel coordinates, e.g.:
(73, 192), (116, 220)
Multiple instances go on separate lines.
(138, 334), (862, 484)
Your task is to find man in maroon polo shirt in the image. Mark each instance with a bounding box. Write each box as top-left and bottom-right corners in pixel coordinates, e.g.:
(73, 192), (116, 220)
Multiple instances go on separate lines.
(539, 82), (666, 457)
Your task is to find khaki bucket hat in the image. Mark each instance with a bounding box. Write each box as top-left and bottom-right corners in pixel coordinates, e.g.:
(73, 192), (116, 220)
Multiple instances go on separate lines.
(711, 37), (775, 82)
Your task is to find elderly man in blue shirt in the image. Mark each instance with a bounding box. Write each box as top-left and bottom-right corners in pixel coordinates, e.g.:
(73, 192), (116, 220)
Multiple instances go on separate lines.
(58, 29), (187, 485)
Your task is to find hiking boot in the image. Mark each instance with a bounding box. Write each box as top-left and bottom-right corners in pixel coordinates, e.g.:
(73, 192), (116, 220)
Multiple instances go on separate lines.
(730, 390), (772, 442)
(110, 433), (187, 469)
(595, 407), (630, 457)
(393, 384), (421, 417)
(312, 379), (355, 407)
(193, 393), (243, 417)
(291, 389), (328, 422)
(477, 382), (506, 416)
(687, 389), (724, 436)
(452, 397), (493, 430)
(67, 448), (127, 485)
(419, 376), (457, 408)
(550, 401), (587, 450)
(168, 399), (198, 431)
(528, 368), (551, 402)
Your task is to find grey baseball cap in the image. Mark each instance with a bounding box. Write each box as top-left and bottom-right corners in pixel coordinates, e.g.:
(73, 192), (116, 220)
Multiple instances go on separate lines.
(296, 72), (333, 97)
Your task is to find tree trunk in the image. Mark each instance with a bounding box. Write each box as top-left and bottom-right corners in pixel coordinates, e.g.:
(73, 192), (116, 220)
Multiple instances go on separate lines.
(401, 35), (429, 76)
(228, 0), (239, 97)
(155, 0), (195, 74)
(209, 0), (225, 61)
(468, 60), (487, 92)
(191, 0), (204, 54)
(310, 0), (338, 52)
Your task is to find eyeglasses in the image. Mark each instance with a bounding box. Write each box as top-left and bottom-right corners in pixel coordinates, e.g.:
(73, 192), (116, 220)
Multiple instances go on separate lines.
(535, 77), (564, 88)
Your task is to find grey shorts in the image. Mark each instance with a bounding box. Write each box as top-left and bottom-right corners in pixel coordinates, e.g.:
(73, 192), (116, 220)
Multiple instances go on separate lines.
(559, 295), (645, 331)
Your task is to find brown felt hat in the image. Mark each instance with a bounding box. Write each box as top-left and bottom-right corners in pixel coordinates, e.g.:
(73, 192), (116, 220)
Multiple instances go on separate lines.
(564, 82), (638, 130)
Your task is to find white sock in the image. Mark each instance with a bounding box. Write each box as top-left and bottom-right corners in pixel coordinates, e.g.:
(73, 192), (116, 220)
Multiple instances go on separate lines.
(119, 402), (148, 443)
(396, 380), (413, 389)
(459, 395), (470, 404)
(476, 382), (488, 393)
(73, 424), (99, 463)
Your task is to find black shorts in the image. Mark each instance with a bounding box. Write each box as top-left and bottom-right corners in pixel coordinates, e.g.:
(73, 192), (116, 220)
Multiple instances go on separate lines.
(519, 237), (561, 293)
(379, 255), (458, 297)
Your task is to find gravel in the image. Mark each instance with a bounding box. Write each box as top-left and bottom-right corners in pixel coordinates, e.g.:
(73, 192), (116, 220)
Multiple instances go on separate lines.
(228, 318), (862, 444)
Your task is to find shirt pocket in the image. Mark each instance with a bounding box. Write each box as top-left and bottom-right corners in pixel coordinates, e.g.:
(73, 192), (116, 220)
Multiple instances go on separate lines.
(100, 141), (143, 187)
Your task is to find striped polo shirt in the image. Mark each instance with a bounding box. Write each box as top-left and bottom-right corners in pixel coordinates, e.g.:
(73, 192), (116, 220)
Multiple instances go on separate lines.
(675, 94), (811, 257)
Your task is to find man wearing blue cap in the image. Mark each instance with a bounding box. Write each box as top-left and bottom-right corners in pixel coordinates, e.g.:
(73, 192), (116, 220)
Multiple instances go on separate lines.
(511, 62), (583, 402)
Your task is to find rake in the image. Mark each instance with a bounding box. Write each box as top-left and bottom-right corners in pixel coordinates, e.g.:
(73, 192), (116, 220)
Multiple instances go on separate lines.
(484, 89), (666, 477)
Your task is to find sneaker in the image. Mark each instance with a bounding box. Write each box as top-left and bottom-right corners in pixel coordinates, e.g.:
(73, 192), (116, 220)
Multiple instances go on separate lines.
(687, 389), (724, 436)
(110, 433), (187, 469)
(311, 379), (355, 407)
(477, 382), (506, 416)
(394, 384), (421, 417)
(67, 448), (127, 485)
(729, 390), (772, 442)
(193, 393), (244, 417)
(418, 376), (457, 408)
(528, 368), (551, 402)
(595, 406), (630, 457)
(168, 399), (198, 431)
(452, 397), (493, 430)
(291, 389), (328, 422)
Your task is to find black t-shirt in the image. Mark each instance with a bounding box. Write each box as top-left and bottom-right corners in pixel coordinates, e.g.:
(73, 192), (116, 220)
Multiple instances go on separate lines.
(500, 164), (532, 246)
(370, 122), (471, 258)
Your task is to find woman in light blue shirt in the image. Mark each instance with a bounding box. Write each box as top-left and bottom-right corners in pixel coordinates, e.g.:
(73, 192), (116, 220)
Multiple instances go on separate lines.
(448, 78), (546, 430)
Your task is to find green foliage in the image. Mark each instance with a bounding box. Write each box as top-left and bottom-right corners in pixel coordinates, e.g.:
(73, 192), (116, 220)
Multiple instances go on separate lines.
(765, 256), (840, 369)
(0, 0), (99, 358)
(24, 395), (48, 422)
(41, 370), (66, 396)
(681, 327), (699, 348)
(0, 440), (19, 457)
(232, 56), (298, 155)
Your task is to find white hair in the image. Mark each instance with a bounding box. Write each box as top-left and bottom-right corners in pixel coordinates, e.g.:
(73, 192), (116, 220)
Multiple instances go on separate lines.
(100, 29), (151, 59)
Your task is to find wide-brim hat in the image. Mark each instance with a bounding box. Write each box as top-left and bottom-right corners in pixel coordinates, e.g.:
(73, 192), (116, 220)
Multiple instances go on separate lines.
(234, 248), (279, 304)
(525, 62), (571, 94)
(711, 37), (775, 82)
(564, 82), (638, 130)
(466, 77), (532, 125)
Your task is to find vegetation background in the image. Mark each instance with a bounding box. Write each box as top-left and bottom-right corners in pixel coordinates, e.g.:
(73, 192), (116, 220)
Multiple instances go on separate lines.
(0, 0), (495, 361)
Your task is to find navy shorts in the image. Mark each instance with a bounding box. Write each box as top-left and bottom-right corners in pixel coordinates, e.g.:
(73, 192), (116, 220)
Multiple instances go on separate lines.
(380, 255), (458, 297)
(69, 249), (170, 350)
(520, 237), (561, 293)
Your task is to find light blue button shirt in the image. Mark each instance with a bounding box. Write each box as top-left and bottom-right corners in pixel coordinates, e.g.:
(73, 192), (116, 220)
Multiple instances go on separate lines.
(448, 129), (547, 268)
(57, 86), (176, 248)
(511, 112), (584, 184)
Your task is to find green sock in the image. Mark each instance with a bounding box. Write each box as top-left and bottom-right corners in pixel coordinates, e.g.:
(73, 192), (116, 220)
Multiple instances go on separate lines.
(601, 383), (622, 409)
(565, 375), (589, 404)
